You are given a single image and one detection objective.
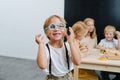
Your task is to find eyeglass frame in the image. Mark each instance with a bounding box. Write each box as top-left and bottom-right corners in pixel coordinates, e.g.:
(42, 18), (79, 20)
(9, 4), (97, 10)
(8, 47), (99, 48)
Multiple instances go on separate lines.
(44, 22), (66, 32)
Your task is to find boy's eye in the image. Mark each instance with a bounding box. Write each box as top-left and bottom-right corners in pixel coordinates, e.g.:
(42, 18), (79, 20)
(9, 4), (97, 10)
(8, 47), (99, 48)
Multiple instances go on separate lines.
(58, 23), (65, 28)
(59, 24), (64, 28)
(50, 24), (56, 29)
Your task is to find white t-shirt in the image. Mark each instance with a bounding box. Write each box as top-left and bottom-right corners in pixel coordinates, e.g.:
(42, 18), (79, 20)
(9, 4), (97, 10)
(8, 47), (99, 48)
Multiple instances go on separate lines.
(98, 38), (118, 49)
(43, 42), (74, 76)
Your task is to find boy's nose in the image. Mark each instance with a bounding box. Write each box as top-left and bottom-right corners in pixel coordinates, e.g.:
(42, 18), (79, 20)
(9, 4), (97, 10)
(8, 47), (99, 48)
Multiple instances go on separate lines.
(54, 26), (60, 30)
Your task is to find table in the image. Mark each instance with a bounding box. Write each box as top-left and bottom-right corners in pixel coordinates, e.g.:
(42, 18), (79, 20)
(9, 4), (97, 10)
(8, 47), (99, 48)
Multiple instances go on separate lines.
(80, 49), (120, 73)
(73, 49), (120, 80)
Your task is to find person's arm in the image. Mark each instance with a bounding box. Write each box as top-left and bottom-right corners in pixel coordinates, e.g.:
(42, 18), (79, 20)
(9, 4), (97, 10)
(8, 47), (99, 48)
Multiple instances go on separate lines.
(65, 27), (81, 65)
(115, 31), (120, 50)
(35, 34), (48, 69)
(96, 45), (106, 51)
(117, 38), (120, 50)
(79, 43), (90, 57)
(95, 39), (107, 50)
(94, 37), (98, 48)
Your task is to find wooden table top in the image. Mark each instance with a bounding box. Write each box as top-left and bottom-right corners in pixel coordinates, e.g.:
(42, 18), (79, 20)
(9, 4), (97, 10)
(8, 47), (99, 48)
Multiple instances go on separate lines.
(81, 49), (120, 67)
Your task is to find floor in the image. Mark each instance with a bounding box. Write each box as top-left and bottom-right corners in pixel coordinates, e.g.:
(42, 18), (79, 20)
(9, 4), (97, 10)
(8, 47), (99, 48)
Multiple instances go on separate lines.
(0, 55), (46, 80)
(0, 55), (116, 80)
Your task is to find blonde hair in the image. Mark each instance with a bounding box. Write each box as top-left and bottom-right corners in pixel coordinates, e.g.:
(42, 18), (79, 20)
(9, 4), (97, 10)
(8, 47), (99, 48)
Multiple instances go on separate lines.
(72, 21), (88, 37)
(104, 25), (116, 34)
(84, 18), (97, 39)
(84, 18), (94, 24)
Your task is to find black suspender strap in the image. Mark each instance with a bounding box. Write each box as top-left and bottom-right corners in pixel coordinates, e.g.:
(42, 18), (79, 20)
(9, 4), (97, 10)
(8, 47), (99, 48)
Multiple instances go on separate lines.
(46, 43), (70, 75)
(64, 43), (70, 70)
(46, 44), (52, 75)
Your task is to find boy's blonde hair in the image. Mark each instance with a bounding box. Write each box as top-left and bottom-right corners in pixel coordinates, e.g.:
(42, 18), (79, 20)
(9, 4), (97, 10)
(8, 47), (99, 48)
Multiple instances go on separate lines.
(104, 25), (116, 34)
(72, 21), (88, 37)
(84, 18), (97, 39)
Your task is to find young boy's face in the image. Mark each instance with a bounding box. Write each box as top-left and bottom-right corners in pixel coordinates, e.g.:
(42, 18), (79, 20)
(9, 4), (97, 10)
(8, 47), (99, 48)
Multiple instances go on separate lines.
(105, 31), (114, 41)
(46, 17), (65, 41)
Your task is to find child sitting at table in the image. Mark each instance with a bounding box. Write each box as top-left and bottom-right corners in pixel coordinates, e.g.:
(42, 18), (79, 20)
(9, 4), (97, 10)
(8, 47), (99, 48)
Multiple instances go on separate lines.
(83, 18), (97, 49)
(72, 21), (90, 57)
(72, 21), (99, 80)
(96, 25), (120, 80)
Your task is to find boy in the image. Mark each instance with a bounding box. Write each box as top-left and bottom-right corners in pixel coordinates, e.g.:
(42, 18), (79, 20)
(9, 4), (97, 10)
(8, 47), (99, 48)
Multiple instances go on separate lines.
(35, 15), (81, 80)
(96, 25), (120, 80)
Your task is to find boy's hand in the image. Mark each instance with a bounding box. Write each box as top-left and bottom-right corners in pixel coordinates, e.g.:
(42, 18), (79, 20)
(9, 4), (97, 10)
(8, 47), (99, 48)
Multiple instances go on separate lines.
(64, 27), (74, 43)
(115, 31), (120, 39)
(35, 34), (44, 44)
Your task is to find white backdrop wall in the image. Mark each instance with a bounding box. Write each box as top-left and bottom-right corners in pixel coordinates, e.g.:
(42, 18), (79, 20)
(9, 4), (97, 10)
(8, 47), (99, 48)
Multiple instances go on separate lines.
(0, 0), (64, 59)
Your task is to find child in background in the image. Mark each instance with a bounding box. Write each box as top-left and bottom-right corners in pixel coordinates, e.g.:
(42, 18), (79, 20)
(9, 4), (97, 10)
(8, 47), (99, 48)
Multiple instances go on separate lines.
(83, 18), (99, 80)
(96, 25), (120, 80)
(72, 21), (90, 57)
(72, 21), (98, 80)
(96, 25), (120, 51)
(83, 18), (97, 49)
(35, 15), (81, 80)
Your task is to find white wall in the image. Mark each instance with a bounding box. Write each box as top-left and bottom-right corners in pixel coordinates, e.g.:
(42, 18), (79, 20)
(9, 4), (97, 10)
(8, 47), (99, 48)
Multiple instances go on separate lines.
(0, 0), (64, 59)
